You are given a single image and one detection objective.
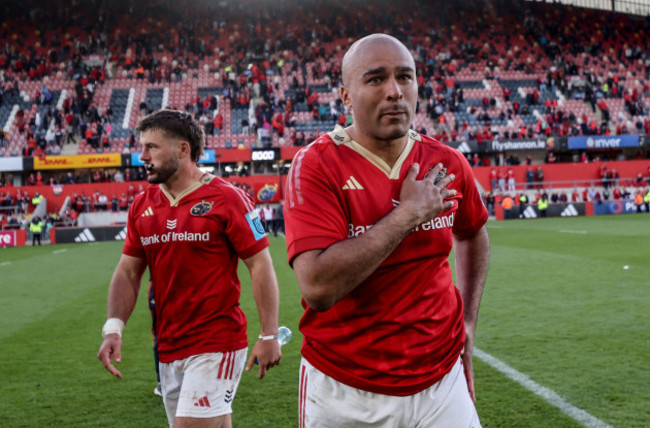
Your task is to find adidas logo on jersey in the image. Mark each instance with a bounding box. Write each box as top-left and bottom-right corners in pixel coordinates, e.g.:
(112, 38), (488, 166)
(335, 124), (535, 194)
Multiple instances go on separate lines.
(342, 176), (364, 190)
(74, 228), (96, 242)
(141, 207), (154, 217)
(561, 204), (579, 217)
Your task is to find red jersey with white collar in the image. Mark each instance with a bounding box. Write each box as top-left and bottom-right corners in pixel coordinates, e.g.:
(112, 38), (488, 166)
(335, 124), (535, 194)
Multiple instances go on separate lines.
(122, 175), (269, 363)
(285, 128), (488, 396)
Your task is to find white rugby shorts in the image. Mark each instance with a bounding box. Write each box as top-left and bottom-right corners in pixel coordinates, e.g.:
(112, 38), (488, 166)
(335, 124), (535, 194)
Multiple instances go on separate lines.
(299, 356), (481, 428)
(160, 348), (247, 427)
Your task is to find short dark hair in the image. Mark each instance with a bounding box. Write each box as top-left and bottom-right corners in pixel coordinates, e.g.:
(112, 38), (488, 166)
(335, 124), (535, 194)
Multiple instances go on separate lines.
(136, 109), (205, 162)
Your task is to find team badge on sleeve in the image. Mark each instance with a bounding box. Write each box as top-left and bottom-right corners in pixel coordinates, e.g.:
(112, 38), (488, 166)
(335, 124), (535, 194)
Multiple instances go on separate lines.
(190, 200), (214, 216)
(245, 210), (267, 240)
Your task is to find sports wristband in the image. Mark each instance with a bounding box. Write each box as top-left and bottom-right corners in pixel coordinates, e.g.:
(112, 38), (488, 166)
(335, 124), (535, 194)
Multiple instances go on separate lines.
(258, 333), (279, 341)
(102, 318), (125, 338)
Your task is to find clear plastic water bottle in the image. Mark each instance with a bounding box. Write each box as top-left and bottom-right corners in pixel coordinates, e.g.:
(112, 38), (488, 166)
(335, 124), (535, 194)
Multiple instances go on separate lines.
(277, 326), (292, 346)
(254, 326), (292, 365)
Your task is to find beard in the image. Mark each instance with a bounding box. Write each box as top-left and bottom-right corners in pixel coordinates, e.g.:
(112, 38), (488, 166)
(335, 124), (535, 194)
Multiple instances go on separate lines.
(373, 120), (410, 142)
(372, 108), (413, 142)
(147, 157), (179, 184)
(383, 126), (409, 141)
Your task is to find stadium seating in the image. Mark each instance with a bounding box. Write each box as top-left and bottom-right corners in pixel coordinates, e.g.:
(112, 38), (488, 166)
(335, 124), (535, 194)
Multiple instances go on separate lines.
(1, 0), (649, 156)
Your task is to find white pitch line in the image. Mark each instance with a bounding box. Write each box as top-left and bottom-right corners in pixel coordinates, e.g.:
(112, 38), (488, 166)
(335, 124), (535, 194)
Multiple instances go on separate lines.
(52, 249), (68, 254)
(559, 230), (587, 234)
(474, 348), (613, 428)
(0, 261), (11, 266)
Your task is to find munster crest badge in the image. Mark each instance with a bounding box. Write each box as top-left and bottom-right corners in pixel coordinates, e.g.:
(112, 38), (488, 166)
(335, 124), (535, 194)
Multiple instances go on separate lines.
(424, 166), (448, 184)
(190, 200), (214, 216)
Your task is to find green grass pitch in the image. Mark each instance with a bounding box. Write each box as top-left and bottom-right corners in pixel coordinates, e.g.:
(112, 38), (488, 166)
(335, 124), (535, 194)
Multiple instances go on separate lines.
(0, 214), (648, 427)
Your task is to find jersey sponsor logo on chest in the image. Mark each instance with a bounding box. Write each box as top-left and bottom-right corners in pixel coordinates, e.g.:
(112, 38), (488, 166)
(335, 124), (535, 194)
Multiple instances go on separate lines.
(140, 230), (210, 246)
(348, 212), (455, 238)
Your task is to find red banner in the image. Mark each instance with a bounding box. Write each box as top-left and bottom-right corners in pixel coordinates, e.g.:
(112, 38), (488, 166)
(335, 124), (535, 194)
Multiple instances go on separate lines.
(0, 230), (16, 247)
(0, 230), (23, 247)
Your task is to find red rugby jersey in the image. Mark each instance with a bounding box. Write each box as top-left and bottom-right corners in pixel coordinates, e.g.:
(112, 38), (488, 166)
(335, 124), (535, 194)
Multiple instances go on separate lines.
(123, 175), (269, 363)
(285, 128), (488, 396)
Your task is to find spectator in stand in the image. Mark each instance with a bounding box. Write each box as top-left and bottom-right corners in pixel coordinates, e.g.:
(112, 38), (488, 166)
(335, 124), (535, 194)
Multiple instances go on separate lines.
(526, 167), (535, 190)
(507, 167), (515, 192)
(119, 193), (129, 211)
(111, 195), (119, 212)
(535, 166), (545, 189)
(636, 173), (644, 187)
(213, 113), (223, 136)
(127, 130), (136, 150)
(498, 167), (506, 192)
(98, 192), (108, 211)
(489, 168), (497, 192)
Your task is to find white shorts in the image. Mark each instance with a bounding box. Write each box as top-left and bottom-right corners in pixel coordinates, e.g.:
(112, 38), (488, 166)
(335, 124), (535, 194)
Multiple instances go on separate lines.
(160, 348), (247, 427)
(299, 357), (481, 428)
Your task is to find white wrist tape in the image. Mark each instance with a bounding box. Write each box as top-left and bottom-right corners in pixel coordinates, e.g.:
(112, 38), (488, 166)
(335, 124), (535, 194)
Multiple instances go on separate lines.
(258, 333), (279, 341)
(102, 318), (125, 338)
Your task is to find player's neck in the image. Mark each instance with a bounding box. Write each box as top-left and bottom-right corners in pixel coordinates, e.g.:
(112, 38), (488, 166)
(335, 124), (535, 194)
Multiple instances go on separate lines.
(162, 164), (203, 199)
(348, 127), (408, 168)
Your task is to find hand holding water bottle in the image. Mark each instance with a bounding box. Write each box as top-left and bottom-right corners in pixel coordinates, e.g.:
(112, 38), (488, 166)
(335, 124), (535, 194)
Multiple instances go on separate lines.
(246, 326), (292, 379)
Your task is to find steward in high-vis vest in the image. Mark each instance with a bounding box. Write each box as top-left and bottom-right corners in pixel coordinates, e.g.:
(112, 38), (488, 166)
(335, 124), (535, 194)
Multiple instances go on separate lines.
(537, 194), (549, 218)
(30, 216), (44, 246)
(32, 192), (43, 207)
(518, 194), (528, 218)
(643, 189), (650, 213)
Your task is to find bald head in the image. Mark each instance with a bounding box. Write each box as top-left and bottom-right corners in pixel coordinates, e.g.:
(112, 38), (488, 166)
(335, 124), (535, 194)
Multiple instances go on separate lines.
(341, 34), (413, 87)
(338, 33), (418, 146)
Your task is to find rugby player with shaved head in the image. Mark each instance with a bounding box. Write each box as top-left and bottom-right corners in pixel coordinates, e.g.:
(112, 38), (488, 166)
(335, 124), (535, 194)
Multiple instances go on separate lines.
(285, 34), (490, 427)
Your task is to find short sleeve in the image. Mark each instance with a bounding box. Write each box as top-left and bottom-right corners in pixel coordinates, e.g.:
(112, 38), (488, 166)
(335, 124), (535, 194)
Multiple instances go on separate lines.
(122, 198), (145, 259)
(284, 144), (349, 265)
(221, 185), (270, 260)
(452, 152), (489, 238)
